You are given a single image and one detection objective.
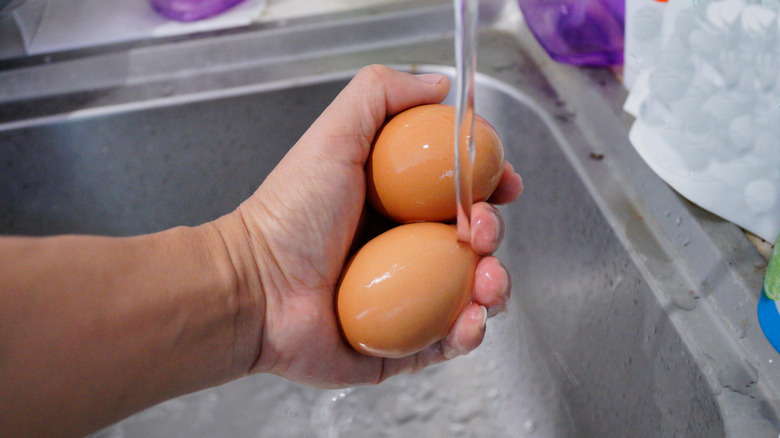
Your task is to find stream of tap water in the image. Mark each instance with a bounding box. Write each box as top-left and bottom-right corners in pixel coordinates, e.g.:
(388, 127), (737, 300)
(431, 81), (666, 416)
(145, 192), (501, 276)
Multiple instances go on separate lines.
(454, 0), (478, 243)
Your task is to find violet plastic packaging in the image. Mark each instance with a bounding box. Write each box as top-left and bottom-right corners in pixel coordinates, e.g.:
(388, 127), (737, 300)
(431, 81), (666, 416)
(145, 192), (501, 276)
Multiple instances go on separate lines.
(151, 0), (247, 22)
(518, 0), (625, 66)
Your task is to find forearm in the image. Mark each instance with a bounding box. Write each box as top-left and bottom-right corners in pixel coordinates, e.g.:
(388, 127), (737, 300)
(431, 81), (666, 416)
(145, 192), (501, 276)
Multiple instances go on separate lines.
(0, 217), (264, 437)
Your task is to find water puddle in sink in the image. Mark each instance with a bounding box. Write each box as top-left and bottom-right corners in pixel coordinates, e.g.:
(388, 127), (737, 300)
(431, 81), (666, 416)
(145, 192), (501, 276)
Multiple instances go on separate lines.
(300, 309), (574, 438)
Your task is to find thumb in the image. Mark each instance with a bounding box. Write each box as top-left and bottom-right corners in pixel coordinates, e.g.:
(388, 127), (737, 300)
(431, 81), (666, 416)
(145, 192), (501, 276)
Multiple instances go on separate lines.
(300, 65), (451, 166)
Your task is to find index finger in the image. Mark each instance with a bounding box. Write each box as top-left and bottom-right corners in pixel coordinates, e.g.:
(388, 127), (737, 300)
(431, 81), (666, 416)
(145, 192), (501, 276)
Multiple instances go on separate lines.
(488, 161), (523, 205)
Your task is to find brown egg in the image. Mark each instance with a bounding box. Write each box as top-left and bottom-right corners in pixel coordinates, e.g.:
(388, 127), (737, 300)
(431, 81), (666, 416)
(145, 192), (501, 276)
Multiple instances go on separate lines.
(366, 104), (505, 223)
(337, 222), (479, 358)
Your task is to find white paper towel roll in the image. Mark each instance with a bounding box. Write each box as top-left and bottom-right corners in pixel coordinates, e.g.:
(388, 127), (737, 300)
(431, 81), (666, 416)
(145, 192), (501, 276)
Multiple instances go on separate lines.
(625, 0), (780, 244)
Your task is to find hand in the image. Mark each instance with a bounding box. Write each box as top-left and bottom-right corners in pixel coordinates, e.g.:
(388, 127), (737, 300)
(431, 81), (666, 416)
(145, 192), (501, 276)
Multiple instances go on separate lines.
(217, 65), (523, 388)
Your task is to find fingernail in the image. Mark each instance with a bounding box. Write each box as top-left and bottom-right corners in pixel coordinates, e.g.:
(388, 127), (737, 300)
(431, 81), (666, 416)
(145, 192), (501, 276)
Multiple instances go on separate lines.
(485, 264), (510, 317)
(473, 205), (503, 250)
(480, 305), (488, 331)
(415, 73), (444, 85)
(487, 297), (509, 317)
(441, 340), (458, 360)
(490, 205), (504, 247)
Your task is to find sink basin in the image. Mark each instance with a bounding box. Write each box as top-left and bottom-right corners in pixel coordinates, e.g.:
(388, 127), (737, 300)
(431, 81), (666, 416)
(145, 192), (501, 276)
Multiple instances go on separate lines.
(1, 0), (778, 436)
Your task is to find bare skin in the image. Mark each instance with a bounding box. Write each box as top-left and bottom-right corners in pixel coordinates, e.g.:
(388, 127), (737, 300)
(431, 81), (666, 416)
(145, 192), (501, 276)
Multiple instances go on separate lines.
(0, 65), (522, 438)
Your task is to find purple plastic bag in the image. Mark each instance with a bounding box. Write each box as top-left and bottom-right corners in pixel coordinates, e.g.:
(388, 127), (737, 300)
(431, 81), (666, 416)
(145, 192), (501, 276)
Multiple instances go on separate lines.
(151, 0), (248, 22)
(518, 0), (625, 66)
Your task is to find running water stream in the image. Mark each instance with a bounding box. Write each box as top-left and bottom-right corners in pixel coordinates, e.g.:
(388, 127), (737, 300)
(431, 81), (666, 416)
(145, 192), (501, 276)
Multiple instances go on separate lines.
(454, 0), (478, 243)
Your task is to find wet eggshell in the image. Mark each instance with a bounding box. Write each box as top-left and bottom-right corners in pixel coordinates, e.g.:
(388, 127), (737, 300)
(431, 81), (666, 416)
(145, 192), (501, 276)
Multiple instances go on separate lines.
(336, 222), (479, 358)
(366, 104), (505, 223)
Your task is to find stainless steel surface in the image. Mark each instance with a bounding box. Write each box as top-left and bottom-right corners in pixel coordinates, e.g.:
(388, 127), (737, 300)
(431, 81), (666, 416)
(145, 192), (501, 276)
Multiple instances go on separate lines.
(1, 0), (778, 436)
(0, 0), (29, 16)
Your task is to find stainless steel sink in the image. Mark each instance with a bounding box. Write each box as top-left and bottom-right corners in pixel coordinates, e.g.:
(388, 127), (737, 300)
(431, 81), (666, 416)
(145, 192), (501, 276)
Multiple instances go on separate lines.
(1, 0), (778, 436)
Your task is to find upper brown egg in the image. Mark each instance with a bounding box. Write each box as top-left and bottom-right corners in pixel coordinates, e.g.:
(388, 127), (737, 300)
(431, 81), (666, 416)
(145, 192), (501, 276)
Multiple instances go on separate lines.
(366, 104), (505, 223)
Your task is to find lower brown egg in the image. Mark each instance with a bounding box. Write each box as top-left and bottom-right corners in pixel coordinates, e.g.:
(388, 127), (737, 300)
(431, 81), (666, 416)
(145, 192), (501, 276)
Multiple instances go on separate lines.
(336, 222), (479, 358)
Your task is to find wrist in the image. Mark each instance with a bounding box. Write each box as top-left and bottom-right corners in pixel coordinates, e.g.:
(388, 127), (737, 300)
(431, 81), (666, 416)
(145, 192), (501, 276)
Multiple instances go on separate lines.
(199, 211), (266, 378)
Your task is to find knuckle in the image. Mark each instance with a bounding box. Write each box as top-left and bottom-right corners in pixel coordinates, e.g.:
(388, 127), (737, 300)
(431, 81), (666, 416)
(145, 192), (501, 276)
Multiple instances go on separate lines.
(355, 64), (389, 83)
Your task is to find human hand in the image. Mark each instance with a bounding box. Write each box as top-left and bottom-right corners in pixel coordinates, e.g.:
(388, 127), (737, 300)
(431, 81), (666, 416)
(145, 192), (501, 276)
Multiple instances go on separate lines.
(215, 65), (523, 388)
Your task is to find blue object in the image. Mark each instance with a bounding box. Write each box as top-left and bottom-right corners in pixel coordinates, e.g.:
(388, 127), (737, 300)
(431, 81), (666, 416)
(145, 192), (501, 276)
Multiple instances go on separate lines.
(758, 237), (780, 353)
(758, 290), (780, 353)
